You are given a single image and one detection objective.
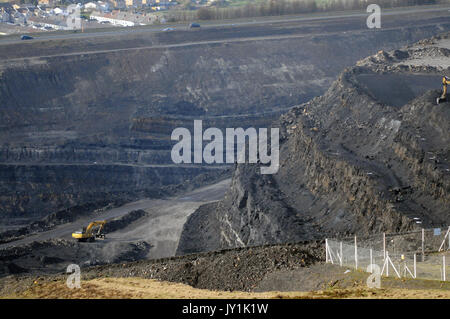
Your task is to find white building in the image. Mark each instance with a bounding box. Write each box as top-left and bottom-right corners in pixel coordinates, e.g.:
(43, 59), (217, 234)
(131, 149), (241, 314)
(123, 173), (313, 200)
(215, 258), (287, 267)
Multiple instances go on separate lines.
(90, 14), (134, 26)
(52, 7), (63, 15)
(84, 2), (98, 10)
(97, 1), (111, 12)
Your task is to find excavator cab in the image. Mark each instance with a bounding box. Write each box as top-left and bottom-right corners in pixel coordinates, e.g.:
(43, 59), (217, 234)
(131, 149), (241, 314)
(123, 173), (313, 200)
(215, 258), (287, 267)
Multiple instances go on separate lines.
(436, 76), (449, 104)
(72, 221), (107, 242)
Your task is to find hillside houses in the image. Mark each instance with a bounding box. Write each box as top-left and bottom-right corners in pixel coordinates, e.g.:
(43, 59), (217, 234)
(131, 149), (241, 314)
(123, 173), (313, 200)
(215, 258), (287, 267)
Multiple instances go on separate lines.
(0, 0), (180, 31)
(0, 5), (27, 25)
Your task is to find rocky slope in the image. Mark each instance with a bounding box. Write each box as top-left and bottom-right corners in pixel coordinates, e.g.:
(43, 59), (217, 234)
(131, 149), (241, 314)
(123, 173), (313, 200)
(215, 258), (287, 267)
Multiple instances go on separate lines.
(72, 241), (324, 292)
(177, 33), (450, 255)
(1, 14), (449, 220)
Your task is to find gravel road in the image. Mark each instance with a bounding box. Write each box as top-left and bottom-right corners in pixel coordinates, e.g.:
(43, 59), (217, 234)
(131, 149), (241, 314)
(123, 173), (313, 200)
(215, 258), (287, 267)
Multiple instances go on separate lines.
(0, 178), (230, 259)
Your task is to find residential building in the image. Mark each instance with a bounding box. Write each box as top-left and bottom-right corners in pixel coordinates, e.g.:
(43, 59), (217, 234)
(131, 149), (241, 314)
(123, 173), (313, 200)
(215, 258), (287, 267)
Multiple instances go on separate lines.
(0, 10), (10, 23)
(84, 2), (98, 10)
(12, 11), (26, 24)
(97, 1), (111, 12)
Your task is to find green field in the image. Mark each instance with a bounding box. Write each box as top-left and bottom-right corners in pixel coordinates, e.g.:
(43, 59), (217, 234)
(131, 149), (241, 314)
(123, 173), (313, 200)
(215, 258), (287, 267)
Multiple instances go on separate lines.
(223, 0), (267, 7)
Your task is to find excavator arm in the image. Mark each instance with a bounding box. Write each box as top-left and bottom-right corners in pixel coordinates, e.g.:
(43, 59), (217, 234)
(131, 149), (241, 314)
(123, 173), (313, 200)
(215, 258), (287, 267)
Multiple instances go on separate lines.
(437, 76), (449, 104)
(85, 221), (106, 236)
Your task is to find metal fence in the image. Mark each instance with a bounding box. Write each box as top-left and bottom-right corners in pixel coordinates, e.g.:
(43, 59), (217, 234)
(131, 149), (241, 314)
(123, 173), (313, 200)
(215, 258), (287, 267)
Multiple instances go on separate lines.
(326, 226), (450, 281)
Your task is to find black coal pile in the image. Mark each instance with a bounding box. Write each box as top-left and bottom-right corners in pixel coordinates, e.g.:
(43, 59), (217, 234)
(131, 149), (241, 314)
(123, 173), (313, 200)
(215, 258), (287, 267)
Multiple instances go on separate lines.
(84, 241), (324, 292)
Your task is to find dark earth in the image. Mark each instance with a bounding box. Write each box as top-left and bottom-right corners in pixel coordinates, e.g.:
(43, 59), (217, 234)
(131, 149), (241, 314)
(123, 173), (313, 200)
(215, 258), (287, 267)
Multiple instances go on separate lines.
(0, 9), (449, 294)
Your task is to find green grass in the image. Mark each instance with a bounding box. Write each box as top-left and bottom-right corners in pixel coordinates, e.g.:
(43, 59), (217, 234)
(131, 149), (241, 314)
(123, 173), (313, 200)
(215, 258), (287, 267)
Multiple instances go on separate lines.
(224, 0), (267, 7)
(216, 0), (351, 9)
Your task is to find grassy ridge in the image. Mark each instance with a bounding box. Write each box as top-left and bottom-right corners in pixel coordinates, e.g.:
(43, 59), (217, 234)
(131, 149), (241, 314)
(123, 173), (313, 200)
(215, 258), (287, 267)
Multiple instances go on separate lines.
(3, 277), (450, 299)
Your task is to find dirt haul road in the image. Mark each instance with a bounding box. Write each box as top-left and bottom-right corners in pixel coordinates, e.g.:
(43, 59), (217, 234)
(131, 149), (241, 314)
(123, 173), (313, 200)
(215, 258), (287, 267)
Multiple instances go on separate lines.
(0, 179), (230, 260)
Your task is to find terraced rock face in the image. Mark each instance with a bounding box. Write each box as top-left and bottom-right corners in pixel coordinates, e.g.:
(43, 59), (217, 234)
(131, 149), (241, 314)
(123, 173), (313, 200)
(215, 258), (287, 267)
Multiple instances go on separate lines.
(177, 33), (450, 255)
(0, 15), (449, 221)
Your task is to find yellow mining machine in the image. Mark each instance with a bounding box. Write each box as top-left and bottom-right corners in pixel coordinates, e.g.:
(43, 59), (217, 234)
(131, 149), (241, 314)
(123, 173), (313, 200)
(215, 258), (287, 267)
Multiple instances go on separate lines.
(436, 76), (449, 104)
(72, 221), (107, 242)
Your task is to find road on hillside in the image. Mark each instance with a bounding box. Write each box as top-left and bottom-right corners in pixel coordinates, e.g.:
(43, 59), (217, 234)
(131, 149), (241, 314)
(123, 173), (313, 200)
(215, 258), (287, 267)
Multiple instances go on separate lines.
(0, 5), (448, 46)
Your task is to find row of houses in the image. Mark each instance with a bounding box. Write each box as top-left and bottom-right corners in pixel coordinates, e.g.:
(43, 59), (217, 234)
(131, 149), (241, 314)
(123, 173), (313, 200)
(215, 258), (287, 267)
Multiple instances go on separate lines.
(84, 0), (177, 11)
(0, 0), (179, 29)
(0, 4), (28, 25)
(0, 3), (82, 29)
(0, 3), (66, 26)
(83, 1), (178, 26)
(0, 0), (178, 18)
(0, 9), (27, 25)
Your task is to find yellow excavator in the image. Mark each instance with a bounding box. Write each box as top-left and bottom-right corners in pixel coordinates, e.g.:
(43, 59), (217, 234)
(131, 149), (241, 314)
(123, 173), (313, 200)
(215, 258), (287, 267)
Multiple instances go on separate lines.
(72, 221), (107, 242)
(436, 76), (449, 104)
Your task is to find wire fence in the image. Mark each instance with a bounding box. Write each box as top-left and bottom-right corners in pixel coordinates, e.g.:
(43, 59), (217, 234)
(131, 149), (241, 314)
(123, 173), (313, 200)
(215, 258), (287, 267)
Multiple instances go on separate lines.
(326, 226), (450, 281)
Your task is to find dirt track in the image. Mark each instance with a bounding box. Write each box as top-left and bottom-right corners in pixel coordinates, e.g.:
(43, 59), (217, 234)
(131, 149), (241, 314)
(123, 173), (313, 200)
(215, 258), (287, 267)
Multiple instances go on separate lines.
(105, 178), (231, 259)
(0, 178), (229, 251)
(0, 179), (230, 250)
(0, 179), (230, 276)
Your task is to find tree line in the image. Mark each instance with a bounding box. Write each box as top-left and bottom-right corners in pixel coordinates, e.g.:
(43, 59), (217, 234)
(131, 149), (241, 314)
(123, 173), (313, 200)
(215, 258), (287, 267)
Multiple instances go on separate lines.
(167, 0), (443, 22)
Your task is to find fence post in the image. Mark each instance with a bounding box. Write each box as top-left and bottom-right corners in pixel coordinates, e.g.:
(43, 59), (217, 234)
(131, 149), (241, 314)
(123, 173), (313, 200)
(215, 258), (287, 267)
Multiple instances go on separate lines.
(370, 249), (373, 272)
(325, 239), (329, 263)
(422, 228), (425, 262)
(443, 255), (446, 281)
(414, 253), (417, 279)
(383, 232), (386, 260)
(354, 236), (358, 270)
(386, 251), (389, 277)
(340, 241), (343, 267)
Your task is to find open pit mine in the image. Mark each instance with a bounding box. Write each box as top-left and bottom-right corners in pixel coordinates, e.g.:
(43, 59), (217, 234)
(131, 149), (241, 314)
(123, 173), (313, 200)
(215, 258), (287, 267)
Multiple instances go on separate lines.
(0, 6), (449, 298)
